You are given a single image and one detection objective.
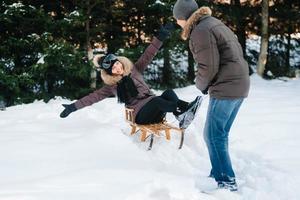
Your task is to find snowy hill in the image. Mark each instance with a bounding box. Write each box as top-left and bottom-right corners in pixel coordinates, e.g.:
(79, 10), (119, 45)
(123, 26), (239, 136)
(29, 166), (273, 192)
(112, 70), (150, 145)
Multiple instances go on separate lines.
(1, 75), (300, 200)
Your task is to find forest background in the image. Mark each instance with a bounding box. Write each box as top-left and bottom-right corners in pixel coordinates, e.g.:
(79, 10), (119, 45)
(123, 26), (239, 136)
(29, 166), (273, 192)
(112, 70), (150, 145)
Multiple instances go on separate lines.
(0, 0), (299, 107)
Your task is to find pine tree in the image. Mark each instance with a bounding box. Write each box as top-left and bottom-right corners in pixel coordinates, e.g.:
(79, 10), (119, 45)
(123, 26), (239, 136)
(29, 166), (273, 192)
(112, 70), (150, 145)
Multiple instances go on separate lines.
(266, 0), (300, 77)
(0, 2), (50, 105)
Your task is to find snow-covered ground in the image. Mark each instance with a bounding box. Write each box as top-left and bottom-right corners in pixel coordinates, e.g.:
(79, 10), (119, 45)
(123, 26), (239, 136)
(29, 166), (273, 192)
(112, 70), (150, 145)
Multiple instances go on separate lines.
(1, 75), (300, 200)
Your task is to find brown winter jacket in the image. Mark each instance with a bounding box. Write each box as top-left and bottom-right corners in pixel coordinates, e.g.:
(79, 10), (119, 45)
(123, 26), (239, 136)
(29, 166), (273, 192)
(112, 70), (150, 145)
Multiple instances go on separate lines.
(74, 37), (162, 122)
(183, 7), (250, 99)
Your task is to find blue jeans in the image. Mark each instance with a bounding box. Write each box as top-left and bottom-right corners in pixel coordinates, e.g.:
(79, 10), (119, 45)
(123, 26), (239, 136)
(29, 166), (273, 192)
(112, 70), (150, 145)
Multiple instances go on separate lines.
(204, 97), (243, 183)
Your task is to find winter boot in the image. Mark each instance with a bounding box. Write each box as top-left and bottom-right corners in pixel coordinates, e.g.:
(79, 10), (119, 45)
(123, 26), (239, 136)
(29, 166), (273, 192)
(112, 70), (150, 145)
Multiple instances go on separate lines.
(217, 180), (238, 192)
(173, 100), (189, 116)
(176, 96), (203, 129)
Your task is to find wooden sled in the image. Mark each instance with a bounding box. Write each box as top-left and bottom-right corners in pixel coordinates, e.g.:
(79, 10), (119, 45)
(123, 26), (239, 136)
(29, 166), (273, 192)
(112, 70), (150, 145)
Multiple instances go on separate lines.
(125, 108), (184, 150)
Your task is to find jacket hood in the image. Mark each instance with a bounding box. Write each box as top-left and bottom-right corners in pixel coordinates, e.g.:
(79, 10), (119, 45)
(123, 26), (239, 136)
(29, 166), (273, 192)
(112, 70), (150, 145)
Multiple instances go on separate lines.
(181, 6), (212, 40)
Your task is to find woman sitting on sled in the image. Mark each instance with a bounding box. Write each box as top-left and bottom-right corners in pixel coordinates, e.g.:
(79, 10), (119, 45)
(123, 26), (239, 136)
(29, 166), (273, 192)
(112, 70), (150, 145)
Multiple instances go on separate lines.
(60, 24), (201, 128)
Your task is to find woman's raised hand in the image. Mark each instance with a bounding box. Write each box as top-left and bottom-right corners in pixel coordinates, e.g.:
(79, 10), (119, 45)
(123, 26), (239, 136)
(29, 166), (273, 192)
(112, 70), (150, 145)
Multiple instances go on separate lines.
(157, 22), (175, 42)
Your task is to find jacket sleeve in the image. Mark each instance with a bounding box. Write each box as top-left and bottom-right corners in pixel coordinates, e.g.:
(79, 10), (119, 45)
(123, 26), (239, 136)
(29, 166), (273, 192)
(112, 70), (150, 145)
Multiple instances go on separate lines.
(134, 37), (163, 73)
(74, 85), (116, 110)
(189, 28), (220, 93)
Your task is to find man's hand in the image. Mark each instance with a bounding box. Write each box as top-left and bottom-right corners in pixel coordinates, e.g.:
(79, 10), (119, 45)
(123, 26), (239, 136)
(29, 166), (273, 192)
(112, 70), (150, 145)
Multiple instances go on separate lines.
(60, 103), (77, 118)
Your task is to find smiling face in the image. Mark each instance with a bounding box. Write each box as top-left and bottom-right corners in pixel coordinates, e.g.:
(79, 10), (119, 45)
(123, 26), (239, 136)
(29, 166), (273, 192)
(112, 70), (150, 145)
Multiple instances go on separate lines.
(111, 60), (124, 75)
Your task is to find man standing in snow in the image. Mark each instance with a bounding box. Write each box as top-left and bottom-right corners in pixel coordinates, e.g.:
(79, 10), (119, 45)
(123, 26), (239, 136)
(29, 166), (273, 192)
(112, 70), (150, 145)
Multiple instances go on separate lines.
(173, 0), (250, 191)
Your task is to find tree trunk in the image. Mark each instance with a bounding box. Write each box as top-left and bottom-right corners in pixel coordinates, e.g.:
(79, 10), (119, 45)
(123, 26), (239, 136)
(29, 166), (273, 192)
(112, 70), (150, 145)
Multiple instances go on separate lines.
(285, 0), (293, 75)
(257, 0), (269, 77)
(137, 13), (143, 45)
(286, 30), (291, 73)
(86, 0), (97, 89)
(162, 43), (172, 87)
(231, 0), (253, 74)
(0, 99), (6, 111)
(233, 0), (246, 55)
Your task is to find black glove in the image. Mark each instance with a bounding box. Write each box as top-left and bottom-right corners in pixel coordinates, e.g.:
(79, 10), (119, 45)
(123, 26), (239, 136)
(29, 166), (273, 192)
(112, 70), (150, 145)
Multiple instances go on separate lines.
(157, 22), (175, 42)
(60, 103), (77, 118)
(202, 87), (209, 95)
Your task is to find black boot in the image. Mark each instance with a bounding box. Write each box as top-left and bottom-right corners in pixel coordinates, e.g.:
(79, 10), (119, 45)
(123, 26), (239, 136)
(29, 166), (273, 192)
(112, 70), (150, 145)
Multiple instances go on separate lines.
(173, 100), (189, 116)
(177, 96), (203, 129)
(217, 179), (238, 192)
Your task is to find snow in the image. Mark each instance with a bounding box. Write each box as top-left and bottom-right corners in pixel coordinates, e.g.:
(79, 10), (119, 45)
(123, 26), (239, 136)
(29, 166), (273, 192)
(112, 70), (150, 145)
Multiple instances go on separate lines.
(63, 11), (81, 23)
(63, 17), (72, 23)
(69, 11), (80, 17)
(1, 58), (14, 69)
(28, 33), (40, 41)
(1, 75), (300, 200)
(154, 0), (165, 6)
(8, 3), (24, 9)
(3, 3), (27, 15)
(37, 55), (45, 64)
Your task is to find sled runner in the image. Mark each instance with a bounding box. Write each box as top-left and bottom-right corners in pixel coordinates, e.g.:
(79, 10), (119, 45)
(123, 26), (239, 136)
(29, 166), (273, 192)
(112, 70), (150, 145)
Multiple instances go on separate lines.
(125, 108), (184, 150)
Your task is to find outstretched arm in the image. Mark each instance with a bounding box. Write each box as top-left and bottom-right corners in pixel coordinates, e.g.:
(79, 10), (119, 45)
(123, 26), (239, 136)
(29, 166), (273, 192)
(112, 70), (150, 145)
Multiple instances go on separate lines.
(134, 23), (174, 73)
(60, 85), (116, 118)
(134, 37), (163, 73)
(74, 85), (116, 109)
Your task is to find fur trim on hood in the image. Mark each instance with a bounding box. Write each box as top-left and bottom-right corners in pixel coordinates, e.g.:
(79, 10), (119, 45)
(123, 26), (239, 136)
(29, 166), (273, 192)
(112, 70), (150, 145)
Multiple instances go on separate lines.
(93, 54), (134, 86)
(92, 54), (103, 68)
(181, 6), (212, 40)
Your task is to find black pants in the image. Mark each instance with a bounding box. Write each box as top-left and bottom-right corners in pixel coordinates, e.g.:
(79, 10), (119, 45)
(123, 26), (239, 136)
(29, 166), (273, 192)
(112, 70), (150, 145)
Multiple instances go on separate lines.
(135, 89), (179, 124)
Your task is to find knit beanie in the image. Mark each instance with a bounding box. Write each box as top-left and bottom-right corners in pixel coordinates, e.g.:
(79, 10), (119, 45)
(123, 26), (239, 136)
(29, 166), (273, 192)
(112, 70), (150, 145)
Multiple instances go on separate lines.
(173, 0), (199, 20)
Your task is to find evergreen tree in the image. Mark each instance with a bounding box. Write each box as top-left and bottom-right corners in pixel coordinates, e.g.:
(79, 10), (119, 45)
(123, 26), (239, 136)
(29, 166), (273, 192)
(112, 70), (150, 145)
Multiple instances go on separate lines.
(30, 33), (92, 102)
(266, 0), (300, 77)
(0, 2), (50, 105)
